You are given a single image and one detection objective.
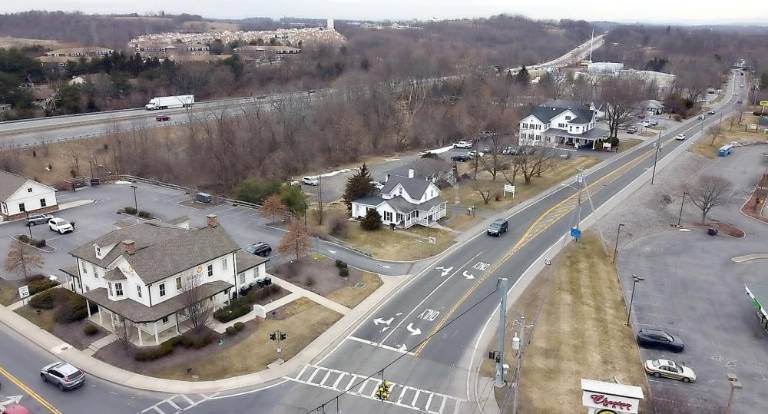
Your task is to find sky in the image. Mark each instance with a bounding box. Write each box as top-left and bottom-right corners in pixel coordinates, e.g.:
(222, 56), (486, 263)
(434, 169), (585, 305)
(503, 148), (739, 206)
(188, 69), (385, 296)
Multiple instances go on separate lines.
(3, 0), (766, 25)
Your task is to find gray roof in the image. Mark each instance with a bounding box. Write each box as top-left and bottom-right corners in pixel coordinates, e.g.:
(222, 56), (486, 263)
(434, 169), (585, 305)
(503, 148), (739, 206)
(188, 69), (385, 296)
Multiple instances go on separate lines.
(70, 222), (240, 285)
(527, 102), (595, 125)
(103, 268), (127, 281)
(236, 250), (268, 273)
(383, 195), (446, 213)
(82, 281), (232, 323)
(381, 176), (431, 200)
(353, 196), (385, 207)
(0, 170), (43, 201)
(386, 158), (451, 180)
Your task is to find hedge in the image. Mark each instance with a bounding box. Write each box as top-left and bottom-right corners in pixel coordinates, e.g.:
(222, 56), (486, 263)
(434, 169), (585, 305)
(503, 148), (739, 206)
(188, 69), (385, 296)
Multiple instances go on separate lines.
(54, 290), (88, 323)
(28, 276), (59, 295)
(83, 323), (99, 336)
(134, 331), (215, 361)
(123, 206), (137, 215)
(29, 289), (56, 309)
(213, 299), (251, 323)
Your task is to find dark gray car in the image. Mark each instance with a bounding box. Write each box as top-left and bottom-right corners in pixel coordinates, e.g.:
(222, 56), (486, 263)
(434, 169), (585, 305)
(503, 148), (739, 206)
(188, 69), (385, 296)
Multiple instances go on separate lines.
(637, 328), (685, 353)
(41, 362), (85, 391)
(25, 214), (53, 226)
(487, 219), (509, 236)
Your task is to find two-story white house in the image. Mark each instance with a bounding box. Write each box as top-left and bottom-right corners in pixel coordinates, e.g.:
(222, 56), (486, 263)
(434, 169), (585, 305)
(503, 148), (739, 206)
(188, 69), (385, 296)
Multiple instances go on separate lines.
(62, 214), (268, 346)
(518, 100), (607, 149)
(0, 170), (58, 220)
(351, 169), (447, 229)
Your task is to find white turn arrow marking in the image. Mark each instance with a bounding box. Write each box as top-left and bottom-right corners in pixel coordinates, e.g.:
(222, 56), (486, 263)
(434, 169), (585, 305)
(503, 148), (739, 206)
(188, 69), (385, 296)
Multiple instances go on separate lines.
(435, 266), (454, 277)
(328, 249), (337, 254)
(406, 323), (422, 336)
(398, 344), (408, 352)
(463, 271), (476, 280)
(373, 317), (394, 326)
(0, 395), (23, 406)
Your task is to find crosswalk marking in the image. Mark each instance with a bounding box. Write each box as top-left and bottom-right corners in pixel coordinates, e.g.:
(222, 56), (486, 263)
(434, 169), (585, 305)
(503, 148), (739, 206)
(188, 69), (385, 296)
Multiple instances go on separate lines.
(138, 394), (211, 414)
(290, 364), (462, 414)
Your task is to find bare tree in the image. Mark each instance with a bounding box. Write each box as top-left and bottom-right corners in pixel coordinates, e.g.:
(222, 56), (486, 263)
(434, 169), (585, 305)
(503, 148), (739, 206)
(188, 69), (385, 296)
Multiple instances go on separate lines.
(472, 181), (495, 205)
(261, 194), (288, 224)
(511, 147), (555, 185)
(687, 175), (732, 223)
(708, 124), (722, 146)
(5, 238), (43, 279)
(181, 272), (213, 333)
(600, 77), (644, 139)
(278, 220), (312, 262)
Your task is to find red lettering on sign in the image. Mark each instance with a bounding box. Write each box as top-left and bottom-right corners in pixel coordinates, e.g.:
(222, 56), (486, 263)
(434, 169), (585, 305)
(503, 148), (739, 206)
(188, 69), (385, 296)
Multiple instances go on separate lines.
(590, 394), (633, 411)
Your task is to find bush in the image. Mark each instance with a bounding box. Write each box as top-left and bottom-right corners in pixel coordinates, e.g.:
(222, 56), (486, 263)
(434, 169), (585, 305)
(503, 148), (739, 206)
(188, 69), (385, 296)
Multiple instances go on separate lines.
(328, 214), (349, 238)
(335, 259), (348, 269)
(17, 234), (29, 243)
(213, 299), (251, 323)
(123, 206), (137, 215)
(33, 239), (46, 248)
(137, 210), (152, 219)
(339, 267), (350, 278)
(54, 291), (88, 323)
(246, 284), (280, 304)
(180, 330), (215, 349)
(360, 209), (382, 231)
(225, 326), (238, 336)
(134, 343), (175, 361)
(28, 277), (58, 295)
(29, 289), (56, 309)
(236, 178), (282, 204)
(225, 322), (245, 336)
(83, 323), (99, 336)
(305, 277), (315, 287)
(233, 322), (245, 331)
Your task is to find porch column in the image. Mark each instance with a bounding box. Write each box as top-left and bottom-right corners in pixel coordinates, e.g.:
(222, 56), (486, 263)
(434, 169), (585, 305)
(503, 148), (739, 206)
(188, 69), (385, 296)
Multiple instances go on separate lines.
(153, 321), (160, 345)
(175, 313), (180, 334)
(98, 306), (103, 325)
(85, 299), (91, 318)
(110, 310), (115, 331)
(136, 324), (143, 346)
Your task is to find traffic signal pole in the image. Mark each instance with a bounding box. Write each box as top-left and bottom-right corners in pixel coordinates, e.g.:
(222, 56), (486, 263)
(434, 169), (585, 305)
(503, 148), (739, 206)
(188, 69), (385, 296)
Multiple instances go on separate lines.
(495, 278), (509, 388)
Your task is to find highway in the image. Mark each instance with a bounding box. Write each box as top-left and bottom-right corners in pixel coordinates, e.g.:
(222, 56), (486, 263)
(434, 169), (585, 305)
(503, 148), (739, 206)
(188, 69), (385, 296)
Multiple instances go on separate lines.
(0, 43), (744, 414)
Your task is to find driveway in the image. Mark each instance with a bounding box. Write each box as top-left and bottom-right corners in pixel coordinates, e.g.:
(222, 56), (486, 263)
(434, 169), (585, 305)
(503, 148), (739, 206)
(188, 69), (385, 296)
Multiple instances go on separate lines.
(616, 146), (768, 413)
(0, 182), (412, 284)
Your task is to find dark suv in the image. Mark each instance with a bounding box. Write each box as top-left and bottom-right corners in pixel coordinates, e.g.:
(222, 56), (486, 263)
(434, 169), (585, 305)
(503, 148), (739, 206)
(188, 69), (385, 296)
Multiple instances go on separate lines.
(487, 219), (509, 237)
(246, 242), (272, 257)
(637, 328), (685, 353)
(25, 214), (53, 226)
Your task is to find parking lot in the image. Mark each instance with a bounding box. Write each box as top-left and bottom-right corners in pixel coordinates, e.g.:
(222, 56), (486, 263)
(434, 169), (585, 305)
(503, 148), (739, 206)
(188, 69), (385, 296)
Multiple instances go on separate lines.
(616, 147), (768, 413)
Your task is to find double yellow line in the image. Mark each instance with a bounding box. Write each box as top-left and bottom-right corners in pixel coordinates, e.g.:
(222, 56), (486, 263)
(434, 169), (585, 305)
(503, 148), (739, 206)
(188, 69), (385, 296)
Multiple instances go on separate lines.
(0, 365), (61, 414)
(414, 142), (659, 356)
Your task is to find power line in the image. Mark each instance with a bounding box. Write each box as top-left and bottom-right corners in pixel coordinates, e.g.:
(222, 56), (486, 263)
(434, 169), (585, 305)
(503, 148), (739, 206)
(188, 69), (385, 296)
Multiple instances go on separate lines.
(304, 287), (499, 413)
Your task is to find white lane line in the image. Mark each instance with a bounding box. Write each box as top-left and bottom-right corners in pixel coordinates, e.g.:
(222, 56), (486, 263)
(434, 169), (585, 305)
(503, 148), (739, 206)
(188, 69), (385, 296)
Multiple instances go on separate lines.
(380, 252), (482, 345)
(295, 365), (309, 382)
(319, 370), (332, 386)
(345, 336), (415, 355)
(411, 389), (421, 406)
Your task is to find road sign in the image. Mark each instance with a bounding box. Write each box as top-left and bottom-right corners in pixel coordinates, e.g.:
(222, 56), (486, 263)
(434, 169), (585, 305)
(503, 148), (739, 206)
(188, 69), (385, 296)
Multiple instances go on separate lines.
(504, 184), (516, 198)
(570, 227), (582, 240)
(18, 285), (29, 299)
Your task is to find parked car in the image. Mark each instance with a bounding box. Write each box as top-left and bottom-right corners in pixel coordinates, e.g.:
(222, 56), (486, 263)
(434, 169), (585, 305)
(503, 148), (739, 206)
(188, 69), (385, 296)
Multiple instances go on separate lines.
(25, 214), (53, 226)
(487, 219), (509, 237)
(737, 99), (743, 104)
(40, 362), (85, 391)
(697, 114), (706, 120)
(637, 328), (685, 352)
(246, 242), (272, 257)
(468, 150), (484, 158)
(675, 133), (687, 141)
(644, 359), (696, 383)
(626, 126), (638, 134)
(451, 154), (472, 162)
(155, 115), (170, 122)
(502, 146), (520, 155)
(708, 109), (716, 115)
(641, 121), (651, 128)
(648, 119), (659, 126)
(48, 218), (74, 234)
(302, 176), (319, 186)
(453, 140), (473, 149)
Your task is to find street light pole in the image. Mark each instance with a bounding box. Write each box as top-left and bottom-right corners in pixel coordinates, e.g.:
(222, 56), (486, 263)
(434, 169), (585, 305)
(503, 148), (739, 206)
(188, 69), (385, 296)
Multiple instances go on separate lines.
(495, 278), (509, 388)
(677, 192), (688, 227)
(725, 373), (743, 414)
(651, 130), (661, 185)
(626, 274), (644, 326)
(612, 223), (624, 264)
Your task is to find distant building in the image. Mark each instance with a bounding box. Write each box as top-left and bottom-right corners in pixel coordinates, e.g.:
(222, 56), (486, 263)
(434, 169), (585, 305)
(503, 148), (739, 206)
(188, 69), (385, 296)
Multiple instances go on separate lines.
(587, 62), (624, 74)
(44, 47), (113, 59)
(519, 100), (607, 148)
(327, 19), (335, 30)
(0, 170), (58, 220)
(640, 99), (665, 115)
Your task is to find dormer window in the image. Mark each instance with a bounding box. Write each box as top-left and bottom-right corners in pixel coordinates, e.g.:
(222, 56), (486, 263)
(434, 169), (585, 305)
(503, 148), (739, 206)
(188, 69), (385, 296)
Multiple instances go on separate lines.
(114, 282), (123, 297)
(27, 187), (32, 192)
(565, 116), (571, 121)
(94, 245), (101, 257)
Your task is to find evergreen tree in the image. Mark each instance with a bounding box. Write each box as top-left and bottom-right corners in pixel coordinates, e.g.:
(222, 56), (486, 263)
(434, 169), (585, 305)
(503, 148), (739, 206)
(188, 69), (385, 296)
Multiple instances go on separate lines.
(515, 65), (530, 85)
(361, 209), (382, 231)
(343, 163), (376, 210)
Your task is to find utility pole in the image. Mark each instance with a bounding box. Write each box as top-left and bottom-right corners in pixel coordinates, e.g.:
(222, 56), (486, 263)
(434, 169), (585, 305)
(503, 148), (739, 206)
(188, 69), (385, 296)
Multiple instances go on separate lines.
(677, 192), (688, 227)
(317, 173), (323, 226)
(725, 373), (743, 414)
(511, 314), (531, 414)
(626, 274), (644, 326)
(576, 170), (584, 230)
(651, 130), (661, 185)
(612, 223), (624, 264)
(495, 278), (509, 388)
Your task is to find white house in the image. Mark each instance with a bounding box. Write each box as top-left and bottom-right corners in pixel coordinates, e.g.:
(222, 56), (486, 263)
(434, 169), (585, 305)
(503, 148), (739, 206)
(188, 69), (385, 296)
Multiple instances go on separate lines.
(0, 170), (58, 220)
(518, 100), (607, 148)
(351, 170), (447, 229)
(62, 214), (268, 346)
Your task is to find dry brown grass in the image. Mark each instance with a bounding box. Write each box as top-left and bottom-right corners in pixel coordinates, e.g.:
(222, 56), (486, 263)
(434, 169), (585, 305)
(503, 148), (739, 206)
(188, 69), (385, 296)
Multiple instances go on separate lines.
(456, 156), (599, 211)
(326, 272), (382, 308)
(692, 114), (768, 159)
(0, 36), (73, 49)
(16, 305), (56, 331)
(501, 233), (651, 414)
(0, 279), (19, 306)
(151, 298), (341, 380)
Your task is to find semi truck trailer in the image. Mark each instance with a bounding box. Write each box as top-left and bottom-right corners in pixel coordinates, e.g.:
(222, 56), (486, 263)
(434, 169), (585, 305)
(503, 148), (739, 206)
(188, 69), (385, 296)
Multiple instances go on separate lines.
(144, 95), (194, 110)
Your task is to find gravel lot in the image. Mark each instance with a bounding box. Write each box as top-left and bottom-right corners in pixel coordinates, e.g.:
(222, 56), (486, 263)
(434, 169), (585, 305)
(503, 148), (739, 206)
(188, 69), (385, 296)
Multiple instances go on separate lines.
(598, 145), (768, 413)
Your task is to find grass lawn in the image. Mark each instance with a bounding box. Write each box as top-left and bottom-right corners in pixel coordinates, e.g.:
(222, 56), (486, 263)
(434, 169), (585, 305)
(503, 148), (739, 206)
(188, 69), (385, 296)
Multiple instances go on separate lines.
(617, 137), (644, 152)
(0, 279), (19, 306)
(326, 272), (383, 308)
(149, 298), (342, 380)
(456, 156), (599, 211)
(498, 233), (650, 413)
(692, 114), (768, 158)
(16, 305), (56, 331)
(441, 213), (481, 232)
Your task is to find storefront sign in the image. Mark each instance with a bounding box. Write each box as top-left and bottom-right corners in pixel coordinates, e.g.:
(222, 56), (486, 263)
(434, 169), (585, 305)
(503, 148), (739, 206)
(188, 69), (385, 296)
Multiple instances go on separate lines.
(581, 379), (643, 414)
(582, 393), (637, 413)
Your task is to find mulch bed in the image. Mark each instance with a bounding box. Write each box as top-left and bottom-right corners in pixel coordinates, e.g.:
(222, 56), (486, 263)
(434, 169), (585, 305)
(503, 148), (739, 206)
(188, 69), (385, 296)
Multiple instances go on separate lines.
(53, 319), (108, 350)
(271, 256), (363, 296)
(741, 187), (768, 224)
(692, 222), (746, 238)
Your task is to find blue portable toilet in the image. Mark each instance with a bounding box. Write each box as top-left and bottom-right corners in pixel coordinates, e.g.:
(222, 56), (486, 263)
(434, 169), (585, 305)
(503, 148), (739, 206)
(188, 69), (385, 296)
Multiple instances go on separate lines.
(718, 144), (733, 157)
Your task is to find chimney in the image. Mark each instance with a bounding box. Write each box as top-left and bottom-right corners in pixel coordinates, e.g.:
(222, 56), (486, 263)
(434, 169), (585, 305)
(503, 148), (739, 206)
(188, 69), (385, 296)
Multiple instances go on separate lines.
(206, 214), (219, 228)
(408, 169), (415, 179)
(122, 240), (136, 255)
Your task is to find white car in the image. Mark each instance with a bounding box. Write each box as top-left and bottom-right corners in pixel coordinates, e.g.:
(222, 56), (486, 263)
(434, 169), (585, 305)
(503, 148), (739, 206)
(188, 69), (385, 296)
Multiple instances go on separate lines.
(301, 176), (319, 186)
(370, 180), (384, 190)
(675, 134), (686, 141)
(48, 218), (74, 234)
(453, 140), (473, 149)
(644, 359), (696, 383)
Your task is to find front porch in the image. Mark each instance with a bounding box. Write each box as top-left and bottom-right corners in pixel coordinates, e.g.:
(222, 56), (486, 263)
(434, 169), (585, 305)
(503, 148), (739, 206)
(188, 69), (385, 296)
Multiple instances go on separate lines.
(86, 305), (197, 347)
(398, 201), (448, 229)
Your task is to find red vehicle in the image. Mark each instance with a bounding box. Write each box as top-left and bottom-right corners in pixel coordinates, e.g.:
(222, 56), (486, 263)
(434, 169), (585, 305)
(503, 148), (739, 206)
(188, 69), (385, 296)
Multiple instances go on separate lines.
(155, 115), (170, 122)
(2, 405), (31, 414)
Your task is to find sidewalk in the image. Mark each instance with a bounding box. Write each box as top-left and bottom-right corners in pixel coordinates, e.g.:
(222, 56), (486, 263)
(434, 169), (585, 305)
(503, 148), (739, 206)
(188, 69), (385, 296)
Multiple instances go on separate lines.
(0, 274), (407, 394)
